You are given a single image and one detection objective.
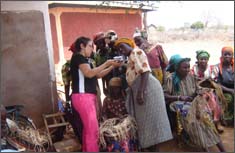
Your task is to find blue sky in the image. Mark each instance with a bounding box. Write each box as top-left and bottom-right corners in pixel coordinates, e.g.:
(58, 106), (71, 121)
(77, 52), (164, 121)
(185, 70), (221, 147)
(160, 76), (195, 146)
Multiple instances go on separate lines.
(147, 1), (234, 29)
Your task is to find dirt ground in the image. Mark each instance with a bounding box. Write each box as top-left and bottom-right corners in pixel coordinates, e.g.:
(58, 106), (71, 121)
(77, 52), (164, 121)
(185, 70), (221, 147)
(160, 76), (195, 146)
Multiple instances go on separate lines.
(61, 126), (234, 152)
(153, 39), (234, 66)
(158, 126), (234, 152)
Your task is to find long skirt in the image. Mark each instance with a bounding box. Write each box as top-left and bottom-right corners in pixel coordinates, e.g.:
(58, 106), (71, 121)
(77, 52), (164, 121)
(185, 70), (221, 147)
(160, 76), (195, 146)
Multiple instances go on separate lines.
(170, 94), (221, 149)
(126, 74), (173, 148)
(223, 93), (234, 125)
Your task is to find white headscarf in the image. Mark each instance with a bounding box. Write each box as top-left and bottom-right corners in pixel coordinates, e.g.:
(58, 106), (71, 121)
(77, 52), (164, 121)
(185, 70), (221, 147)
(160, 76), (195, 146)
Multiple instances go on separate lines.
(133, 31), (142, 38)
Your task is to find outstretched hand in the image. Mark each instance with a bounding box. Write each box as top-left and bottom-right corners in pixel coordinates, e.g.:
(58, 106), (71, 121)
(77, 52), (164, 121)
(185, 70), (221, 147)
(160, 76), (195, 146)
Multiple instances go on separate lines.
(111, 60), (123, 68)
(228, 88), (234, 94)
(106, 59), (116, 65)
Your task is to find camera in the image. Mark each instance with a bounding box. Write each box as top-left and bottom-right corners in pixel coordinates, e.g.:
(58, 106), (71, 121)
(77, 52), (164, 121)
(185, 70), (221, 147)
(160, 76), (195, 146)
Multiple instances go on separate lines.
(113, 56), (124, 62)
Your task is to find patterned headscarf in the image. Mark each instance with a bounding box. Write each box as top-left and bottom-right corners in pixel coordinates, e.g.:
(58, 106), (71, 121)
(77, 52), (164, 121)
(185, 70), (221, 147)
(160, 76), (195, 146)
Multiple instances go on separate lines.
(196, 50), (210, 59)
(114, 38), (135, 48)
(219, 46), (234, 74)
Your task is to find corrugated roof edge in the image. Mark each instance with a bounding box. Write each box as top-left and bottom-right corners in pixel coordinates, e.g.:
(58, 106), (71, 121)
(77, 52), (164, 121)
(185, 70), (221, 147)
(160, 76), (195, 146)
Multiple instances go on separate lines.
(48, 1), (158, 12)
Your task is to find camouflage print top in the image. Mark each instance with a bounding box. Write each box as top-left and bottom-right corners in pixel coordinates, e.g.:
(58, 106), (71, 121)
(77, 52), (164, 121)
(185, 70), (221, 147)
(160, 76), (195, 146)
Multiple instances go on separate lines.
(61, 60), (72, 86)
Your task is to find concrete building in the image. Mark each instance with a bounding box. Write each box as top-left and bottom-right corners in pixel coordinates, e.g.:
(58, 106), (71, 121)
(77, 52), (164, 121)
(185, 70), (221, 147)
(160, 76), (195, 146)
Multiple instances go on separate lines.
(1, 1), (57, 127)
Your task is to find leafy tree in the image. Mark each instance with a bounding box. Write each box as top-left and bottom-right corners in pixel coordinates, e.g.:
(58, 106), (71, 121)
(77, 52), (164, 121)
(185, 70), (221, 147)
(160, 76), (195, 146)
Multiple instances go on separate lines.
(190, 21), (204, 30)
(157, 26), (165, 32)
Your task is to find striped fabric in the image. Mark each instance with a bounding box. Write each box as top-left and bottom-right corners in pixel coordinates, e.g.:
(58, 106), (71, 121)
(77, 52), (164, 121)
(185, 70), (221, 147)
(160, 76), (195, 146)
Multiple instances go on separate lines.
(179, 98), (220, 148)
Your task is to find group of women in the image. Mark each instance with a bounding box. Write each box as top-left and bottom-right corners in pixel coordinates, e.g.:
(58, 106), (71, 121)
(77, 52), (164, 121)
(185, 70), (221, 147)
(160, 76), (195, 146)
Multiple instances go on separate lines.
(66, 29), (234, 152)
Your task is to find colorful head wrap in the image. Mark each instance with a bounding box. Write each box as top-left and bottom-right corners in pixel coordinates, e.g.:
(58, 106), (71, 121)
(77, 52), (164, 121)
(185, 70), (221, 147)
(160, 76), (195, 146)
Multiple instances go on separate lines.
(114, 38), (135, 48)
(109, 77), (122, 87)
(93, 32), (105, 44)
(219, 46), (234, 75)
(221, 46), (234, 55)
(196, 50), (210, 59)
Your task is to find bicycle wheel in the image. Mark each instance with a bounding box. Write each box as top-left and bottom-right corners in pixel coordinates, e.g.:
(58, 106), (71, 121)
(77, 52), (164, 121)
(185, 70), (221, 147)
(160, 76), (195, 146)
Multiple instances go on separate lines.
(8, 115), (36, 130)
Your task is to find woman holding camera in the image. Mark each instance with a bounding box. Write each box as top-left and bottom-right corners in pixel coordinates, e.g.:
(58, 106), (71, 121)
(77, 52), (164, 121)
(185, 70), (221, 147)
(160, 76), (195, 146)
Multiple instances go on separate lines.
(70, 36), (121, 152)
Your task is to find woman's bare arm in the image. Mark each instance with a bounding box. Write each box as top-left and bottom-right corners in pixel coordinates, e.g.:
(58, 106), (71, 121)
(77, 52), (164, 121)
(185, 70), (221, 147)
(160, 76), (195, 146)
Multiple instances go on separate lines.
(79, 60), (115, 78)
(164, 93), (180, 103)
(164, 93), (193, 104)
(136, 71), (149, 105)
(96, 65), (114, 78)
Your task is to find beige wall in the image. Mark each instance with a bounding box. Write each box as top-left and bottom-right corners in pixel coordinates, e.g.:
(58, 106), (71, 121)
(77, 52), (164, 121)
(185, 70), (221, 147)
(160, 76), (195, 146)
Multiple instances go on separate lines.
(1, 1), (57, 127)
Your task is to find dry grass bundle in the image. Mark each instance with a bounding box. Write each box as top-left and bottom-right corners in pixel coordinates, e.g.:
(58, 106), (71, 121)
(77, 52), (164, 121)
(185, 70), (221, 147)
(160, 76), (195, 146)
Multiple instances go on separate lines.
(99, 115), (137, 149)
(17, 128), (50, 152)
(6, 118), (50, 152)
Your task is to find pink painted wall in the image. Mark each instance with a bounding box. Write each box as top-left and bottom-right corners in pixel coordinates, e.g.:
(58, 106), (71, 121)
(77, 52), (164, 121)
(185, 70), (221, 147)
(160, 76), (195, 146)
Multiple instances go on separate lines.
(50, 11), (142, 61)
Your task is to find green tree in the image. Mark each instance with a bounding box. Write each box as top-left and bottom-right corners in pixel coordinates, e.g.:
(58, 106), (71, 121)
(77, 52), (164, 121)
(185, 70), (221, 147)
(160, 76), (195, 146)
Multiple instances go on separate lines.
(157, 26), (165, 32)
(190, 21), (204, 30)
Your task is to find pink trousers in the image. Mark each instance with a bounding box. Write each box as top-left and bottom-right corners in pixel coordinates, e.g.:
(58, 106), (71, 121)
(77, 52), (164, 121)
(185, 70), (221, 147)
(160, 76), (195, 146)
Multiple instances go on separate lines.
(72, 93), (99, 152)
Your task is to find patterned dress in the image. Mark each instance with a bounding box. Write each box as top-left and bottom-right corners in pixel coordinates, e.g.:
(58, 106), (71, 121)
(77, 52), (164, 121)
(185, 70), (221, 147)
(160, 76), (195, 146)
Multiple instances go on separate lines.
(191, 64), (222, 122)
(126, 48), (173, 149)
(100, 97), (138, 152)
(191, 64), (216, 80)
(213, 64), (234, 124)
(102, 97), (127, 119)
(143, 44), (168, 84)
(126, 48), (151, 86)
